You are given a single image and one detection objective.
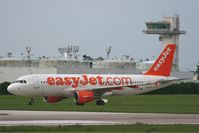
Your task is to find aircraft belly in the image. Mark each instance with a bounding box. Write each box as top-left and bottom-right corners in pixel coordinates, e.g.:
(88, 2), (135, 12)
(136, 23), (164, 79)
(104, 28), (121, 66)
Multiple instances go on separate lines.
(111, 88), (138, 96)
(38, 86), (64, 96)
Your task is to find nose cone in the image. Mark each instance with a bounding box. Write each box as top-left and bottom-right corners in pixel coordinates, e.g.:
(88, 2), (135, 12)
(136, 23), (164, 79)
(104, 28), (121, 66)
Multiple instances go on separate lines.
(7, 84), (17, 95)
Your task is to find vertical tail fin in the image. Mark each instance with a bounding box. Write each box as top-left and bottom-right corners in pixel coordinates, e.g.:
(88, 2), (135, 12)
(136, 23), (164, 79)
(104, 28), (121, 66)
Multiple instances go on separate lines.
(144, 44), (176, 76)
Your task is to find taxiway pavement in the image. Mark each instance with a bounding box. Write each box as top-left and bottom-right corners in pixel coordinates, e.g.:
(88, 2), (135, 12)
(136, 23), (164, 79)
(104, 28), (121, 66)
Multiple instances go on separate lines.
(0, 110), (198, 126)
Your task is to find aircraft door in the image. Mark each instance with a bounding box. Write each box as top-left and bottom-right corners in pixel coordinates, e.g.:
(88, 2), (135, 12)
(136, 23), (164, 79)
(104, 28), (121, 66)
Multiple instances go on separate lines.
(32, 75), (40, 89)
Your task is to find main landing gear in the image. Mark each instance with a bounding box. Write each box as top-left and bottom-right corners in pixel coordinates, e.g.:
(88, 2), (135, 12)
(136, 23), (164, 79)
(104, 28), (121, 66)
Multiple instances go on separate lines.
(96, 99), (108, 106)
(75, 99), (108, 106)
(28, 96), (35, 105)
(76, 102), (84, 106)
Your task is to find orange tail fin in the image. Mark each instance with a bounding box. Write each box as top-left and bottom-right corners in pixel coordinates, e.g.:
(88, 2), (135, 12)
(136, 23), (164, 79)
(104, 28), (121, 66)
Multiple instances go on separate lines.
(144, 44), (176, 76)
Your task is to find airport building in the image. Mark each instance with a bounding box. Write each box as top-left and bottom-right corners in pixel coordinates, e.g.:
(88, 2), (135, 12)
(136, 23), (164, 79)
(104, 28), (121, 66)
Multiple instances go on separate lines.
(143, 14), (186, 71)
(0, 15), (194, 83)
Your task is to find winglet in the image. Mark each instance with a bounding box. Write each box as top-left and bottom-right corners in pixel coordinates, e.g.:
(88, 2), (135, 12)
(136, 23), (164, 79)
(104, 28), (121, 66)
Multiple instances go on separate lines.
(144, 44), (176, 76)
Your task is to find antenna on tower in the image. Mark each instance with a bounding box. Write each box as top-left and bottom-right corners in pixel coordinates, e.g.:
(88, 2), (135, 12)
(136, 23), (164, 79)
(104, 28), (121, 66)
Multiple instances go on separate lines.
(58, 45), (79, 60)
(26, 46), (31, 59)
(106, 46), (111, 59)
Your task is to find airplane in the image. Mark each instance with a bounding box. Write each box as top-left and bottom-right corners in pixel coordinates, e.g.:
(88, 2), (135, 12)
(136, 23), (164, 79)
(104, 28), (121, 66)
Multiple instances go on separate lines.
(7, 44), (179, 105)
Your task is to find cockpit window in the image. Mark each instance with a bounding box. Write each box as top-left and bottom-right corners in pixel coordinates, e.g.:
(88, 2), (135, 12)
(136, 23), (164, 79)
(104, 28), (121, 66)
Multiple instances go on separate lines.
(13, 80), (27, 84)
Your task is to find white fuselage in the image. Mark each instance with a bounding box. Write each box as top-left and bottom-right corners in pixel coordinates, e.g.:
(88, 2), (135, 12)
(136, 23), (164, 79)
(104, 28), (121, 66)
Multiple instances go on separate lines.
(7, 74), (177, 97)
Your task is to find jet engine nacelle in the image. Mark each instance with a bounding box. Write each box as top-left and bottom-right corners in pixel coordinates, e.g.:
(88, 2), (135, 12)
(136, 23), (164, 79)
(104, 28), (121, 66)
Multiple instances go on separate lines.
(74, 91), (95, 105)
(43, 96), (64, 103)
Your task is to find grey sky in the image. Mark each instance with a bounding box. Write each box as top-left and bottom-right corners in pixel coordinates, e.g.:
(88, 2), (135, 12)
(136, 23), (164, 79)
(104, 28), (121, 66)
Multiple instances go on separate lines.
(0, 0), (198, 71)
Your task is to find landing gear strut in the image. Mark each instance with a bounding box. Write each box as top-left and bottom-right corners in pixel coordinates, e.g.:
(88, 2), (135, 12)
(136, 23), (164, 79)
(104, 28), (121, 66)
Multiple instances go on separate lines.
(28, 96), (35, 105)
(96, 99), (107, 106)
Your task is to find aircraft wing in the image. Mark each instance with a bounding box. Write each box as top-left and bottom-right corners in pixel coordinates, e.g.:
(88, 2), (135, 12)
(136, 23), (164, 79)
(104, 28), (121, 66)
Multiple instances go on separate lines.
(75, 78), (190, 96)
(157, 78), (191, 84)
(75, 83), (154, 96)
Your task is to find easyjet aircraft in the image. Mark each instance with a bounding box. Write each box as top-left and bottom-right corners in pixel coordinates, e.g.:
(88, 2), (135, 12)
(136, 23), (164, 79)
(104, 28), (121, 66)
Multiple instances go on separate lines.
(8, 44), (179, 105)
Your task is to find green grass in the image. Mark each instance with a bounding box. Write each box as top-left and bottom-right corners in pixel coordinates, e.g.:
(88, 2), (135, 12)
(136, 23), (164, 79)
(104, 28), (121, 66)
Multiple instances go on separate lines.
(0, 95), (199, 114)
(0, 124), (199, 132)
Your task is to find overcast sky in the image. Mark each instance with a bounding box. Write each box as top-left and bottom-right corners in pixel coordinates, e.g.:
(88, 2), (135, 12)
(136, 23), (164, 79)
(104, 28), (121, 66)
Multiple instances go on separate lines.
(0, 0), (198, 71)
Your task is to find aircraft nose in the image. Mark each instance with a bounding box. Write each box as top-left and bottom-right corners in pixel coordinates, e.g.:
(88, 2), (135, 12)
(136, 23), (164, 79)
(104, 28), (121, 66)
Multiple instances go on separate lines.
(7, 84), (17, 95)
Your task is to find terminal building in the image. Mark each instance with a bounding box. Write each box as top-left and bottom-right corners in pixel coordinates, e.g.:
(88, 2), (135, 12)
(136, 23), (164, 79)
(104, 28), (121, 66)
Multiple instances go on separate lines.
(0, 15), (194, 83)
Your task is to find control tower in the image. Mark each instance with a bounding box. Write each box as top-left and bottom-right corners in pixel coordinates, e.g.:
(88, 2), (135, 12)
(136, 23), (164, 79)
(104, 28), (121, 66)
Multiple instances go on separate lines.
(143, 15), (186, 71)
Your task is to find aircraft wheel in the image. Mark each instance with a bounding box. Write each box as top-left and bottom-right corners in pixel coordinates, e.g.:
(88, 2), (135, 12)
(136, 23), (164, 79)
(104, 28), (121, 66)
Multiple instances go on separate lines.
(96, 99), (105, 106)
(76, 102), (84, 106)
(28, 96), (35, 105)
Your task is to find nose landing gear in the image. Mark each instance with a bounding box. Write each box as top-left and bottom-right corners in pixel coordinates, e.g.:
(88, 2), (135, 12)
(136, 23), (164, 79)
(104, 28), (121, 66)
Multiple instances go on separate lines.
(28, 96), (35, 105)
